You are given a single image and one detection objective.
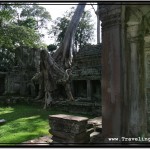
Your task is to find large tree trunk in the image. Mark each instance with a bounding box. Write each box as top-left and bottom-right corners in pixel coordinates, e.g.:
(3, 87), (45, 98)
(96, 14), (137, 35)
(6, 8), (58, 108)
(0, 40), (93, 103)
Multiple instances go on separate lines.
(33, 3), (86, 108)
(53, 2), (86, 69)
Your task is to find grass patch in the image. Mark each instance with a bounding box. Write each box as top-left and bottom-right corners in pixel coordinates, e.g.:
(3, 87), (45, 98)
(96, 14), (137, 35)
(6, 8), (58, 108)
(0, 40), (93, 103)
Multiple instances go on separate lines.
(0, 104), (91, 145)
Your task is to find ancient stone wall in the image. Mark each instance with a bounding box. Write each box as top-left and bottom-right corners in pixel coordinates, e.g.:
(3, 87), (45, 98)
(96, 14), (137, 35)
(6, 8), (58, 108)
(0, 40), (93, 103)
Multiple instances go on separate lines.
(72, 44), (101, 80)
(4, 47), (40, 97)
(71, 44), (101, 102)
(98, 3), (149, 139)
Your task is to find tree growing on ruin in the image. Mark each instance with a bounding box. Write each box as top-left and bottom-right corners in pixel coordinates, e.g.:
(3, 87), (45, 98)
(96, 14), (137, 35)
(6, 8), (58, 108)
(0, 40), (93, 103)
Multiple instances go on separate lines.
(33, 3), (86, 108)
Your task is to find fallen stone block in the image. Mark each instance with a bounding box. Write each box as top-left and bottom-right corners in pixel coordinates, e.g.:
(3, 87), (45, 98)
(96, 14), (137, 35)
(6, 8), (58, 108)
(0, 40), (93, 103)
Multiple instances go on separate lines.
(49, 129), (90, 143)
(88, 117), (102, 126)
(49, 114), (88, 134)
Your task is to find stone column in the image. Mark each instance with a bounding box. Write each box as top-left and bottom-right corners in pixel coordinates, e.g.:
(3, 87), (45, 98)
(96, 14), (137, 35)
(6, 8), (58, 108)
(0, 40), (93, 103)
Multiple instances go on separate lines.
(144, 35), (150, 132)
(99, 4), (147, 140)
(99, 4), (123, 140)
(87, 80), (91, 100)
(126, 21), (147, 137)
(144, 35), (150, 105)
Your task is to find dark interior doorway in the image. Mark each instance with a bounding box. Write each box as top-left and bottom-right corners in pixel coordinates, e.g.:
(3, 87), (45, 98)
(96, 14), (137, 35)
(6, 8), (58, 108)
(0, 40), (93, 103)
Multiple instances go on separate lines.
(91, 80), (101, 102)
(73, 80), (87, 98)
(0, 75), (5, 95)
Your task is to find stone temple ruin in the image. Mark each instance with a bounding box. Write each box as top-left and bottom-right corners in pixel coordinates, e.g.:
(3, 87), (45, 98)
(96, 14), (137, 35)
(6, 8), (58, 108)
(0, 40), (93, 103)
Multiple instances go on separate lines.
(51, 44), (101, 116)
(0, 44), (101, 115)
(48, 2), (150, 144)
(71, 44), (101, 103)
(2, 2), (150, 144)
(0, 47), (40, 104)
(0, 44), (102, 144)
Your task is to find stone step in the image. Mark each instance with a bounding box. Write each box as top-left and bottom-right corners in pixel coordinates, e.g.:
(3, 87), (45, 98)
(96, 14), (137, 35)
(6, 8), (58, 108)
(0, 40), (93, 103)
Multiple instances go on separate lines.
(88, 117), (102, 125)
(90, 132), (102, 143)
(87, 117), (102, 132)
(87, 128), (94, 135)
(95, 125), (102, 133)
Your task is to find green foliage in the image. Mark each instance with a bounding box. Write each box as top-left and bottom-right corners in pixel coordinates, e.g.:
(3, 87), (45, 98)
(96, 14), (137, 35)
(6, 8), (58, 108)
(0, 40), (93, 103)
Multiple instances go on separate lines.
(0, 3), (51, 71)
(0, 105), (51, 144)
(47, 44), (57, 52)
(49, 7), (94, 49)
(20, 5), (51, 30)
(17, 17), (37, 29)
(0, 104), (91, 144)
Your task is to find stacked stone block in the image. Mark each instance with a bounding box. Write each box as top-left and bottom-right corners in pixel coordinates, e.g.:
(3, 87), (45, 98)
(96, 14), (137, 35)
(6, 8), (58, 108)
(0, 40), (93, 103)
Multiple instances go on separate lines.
(49, 114), (90, 143)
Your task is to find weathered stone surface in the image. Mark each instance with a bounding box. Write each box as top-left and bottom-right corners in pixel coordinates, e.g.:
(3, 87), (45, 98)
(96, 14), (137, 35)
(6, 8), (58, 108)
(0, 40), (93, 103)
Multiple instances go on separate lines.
(88, 117), (102, 126)
(3, 47), (40, 97)
(87, 117), (102, 133)
(49, 129), (90, 142)
(49, 114), (88, 134)
(52, 101), (101, 116)
(87, 123), (93, 129)
(98, 3), (148, 138)
(87, 128), (94, 135)
(52, 136), (66, 143)
(95, 125), (102, 133)
(99, 4), (123, 139)
(71, 44), (101, 80)
(71, 44), (101, 110)
(52, 135), (90, 143)
(49, 114), (90, 143)
(90, 132), (102, 143)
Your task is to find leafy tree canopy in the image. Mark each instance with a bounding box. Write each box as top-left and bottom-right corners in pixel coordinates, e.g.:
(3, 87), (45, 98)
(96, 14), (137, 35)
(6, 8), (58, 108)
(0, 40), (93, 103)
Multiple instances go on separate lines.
(0, 3), (51, 71)
(49, 7), (94, 50)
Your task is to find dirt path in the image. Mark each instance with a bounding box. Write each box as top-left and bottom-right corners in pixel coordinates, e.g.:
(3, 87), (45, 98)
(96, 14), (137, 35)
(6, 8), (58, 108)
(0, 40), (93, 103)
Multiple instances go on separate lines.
(20, 135), (53, 145)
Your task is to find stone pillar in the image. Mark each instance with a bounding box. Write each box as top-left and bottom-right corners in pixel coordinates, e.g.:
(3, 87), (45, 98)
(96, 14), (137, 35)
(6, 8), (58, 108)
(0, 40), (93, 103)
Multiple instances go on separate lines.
(49, 114), (90, 143)
(144, 35), (150, 132)
(99, 4), (123, 140)
(87, 80), (91, 100)
(144, 35), (150, 110)
(99, 4), (147, 140)
(126, 19), (147, 136)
